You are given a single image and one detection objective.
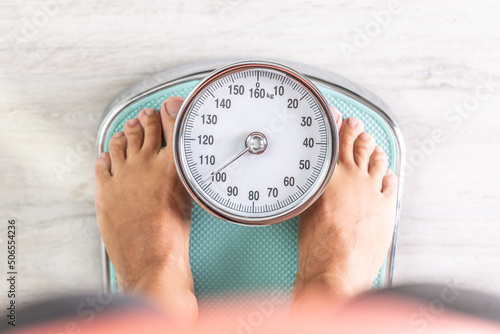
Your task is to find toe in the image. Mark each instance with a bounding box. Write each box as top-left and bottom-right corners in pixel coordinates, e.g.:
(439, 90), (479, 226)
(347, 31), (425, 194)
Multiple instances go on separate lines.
(95, 152), (112, 179)
(331, 106), (343, 133)
(138, 108), (162, 153)
(160, 96), (184, 158)
(108, 131), (126, 174)
(368, 146), (388, 181)
(338, 118), (364, 165)
(124, 118), (144, 155)
(382, 169), (398, 194)
(353, 132), (375, 169)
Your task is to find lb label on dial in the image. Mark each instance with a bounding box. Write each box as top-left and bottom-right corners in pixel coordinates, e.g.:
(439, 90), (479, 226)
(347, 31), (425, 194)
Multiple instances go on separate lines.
(173, 61), (338, 225)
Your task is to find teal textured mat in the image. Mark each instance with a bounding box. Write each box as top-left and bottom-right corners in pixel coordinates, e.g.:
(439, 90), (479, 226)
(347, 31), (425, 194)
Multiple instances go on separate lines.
(103, 80), (397, 304)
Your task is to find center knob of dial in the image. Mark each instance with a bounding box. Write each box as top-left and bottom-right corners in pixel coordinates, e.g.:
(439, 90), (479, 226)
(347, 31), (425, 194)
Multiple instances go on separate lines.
(245, 132), (268, 154)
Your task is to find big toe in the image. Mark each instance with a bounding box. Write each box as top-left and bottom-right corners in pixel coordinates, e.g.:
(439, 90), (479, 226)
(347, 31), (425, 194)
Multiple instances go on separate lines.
(160, 96), (184, 158)
(137, 108), (162, 153)
(338, 118), (364, 165)
(331, 106), (343, 132)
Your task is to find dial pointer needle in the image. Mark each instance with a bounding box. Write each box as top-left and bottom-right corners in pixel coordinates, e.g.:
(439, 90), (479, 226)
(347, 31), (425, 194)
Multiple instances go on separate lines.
(203, 147), (250, 184)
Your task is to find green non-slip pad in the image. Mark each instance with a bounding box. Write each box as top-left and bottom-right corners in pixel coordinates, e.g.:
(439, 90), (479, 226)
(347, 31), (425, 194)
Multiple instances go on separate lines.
(103, 80), (397, 305)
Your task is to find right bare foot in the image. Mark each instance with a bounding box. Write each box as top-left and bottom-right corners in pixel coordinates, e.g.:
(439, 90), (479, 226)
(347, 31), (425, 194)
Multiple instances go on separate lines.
(293, 117), (398, 305)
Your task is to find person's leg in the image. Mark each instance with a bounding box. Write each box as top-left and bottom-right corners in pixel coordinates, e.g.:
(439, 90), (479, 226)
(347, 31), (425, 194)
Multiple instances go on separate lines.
(293, 116), (398, 307)
(94, 97), (197, 324)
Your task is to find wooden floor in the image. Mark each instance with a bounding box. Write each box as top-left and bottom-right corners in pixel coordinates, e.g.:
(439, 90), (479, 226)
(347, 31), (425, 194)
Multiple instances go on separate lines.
(1, 0), (499, 307)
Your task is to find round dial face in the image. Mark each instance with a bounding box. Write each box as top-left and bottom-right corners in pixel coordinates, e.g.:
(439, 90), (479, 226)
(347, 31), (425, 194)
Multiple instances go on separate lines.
(174, 61), (337, 225)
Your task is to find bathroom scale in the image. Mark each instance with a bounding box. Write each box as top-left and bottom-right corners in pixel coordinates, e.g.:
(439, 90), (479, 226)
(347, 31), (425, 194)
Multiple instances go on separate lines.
(96, 58), (405, 311)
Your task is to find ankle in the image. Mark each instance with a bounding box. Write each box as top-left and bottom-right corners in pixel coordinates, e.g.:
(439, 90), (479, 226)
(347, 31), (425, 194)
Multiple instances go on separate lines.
(293, 272), (365, 302)
(131, 262), (198, 324)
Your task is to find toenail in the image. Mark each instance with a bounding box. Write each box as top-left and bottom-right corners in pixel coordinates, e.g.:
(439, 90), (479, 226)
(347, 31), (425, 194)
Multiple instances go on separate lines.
(165, 100), (181, 117)
(145, 109), (155, 116)
(387, 168), (394, 175)
(99, 152), (108, 158)
(375, 146), (383, 153)
(113, 131), (124, 137)
(128, 118), (139, 126)
(347, 118), (358, 127)
(360, 132), (371, 140)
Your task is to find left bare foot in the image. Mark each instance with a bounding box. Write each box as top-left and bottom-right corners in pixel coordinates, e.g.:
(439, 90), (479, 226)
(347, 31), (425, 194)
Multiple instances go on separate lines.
(94, 97), (197, 323)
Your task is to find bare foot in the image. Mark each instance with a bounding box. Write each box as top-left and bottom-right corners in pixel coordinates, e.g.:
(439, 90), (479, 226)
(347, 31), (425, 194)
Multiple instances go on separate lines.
(94, 97), (197, 323)
(293, 117), (398, 306)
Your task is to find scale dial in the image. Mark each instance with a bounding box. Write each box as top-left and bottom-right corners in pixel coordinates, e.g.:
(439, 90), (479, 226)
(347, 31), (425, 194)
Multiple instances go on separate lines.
(173, 61), (338, 225)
